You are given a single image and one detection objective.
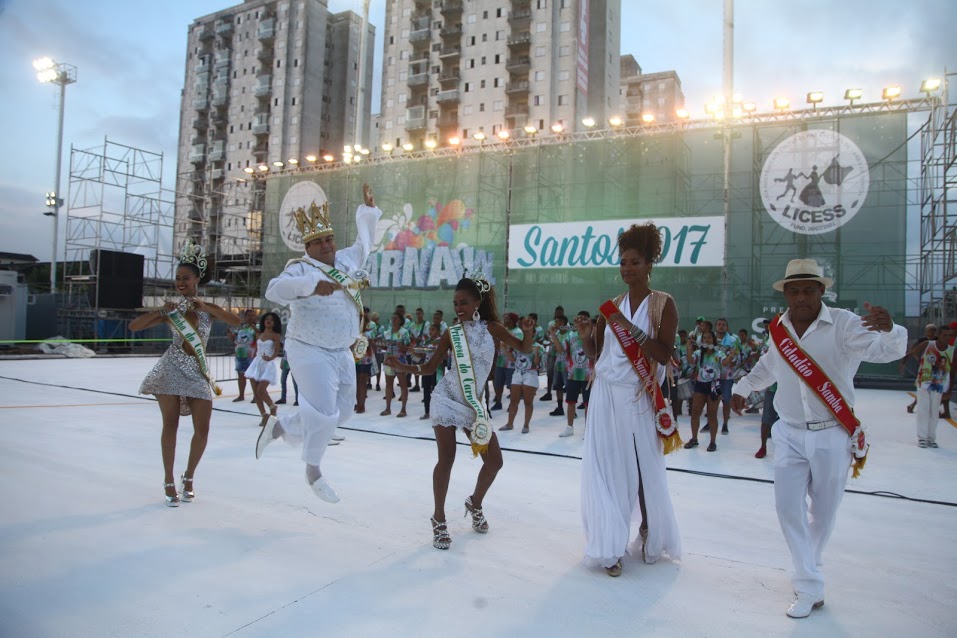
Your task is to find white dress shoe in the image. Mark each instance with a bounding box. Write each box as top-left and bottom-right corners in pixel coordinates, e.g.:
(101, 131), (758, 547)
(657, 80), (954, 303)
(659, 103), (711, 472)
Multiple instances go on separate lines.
(328, 439), (340, 446)
(559, 426), (575, 437)
(331, 429), (345, 441)
(307, 474), (340, 503)
(256, 416), (280, 459)
(786, 594), (824, 618)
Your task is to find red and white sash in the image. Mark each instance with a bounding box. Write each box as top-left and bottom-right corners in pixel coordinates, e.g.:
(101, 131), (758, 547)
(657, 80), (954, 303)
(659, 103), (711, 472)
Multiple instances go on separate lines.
(599, 299), (682, 455)
(769, 315), (868, 477)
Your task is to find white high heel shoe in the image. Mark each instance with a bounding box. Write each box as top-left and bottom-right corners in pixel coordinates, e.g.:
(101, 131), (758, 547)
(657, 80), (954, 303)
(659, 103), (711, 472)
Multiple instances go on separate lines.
(180, 474), (194, 503)
(164, 482), (180, 507)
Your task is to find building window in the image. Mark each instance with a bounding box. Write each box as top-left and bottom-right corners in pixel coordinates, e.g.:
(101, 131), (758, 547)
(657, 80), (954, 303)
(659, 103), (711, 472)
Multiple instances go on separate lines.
(466, 14), (476, 24)
(559, 70), (570, 80)
(292, 97), (297, 105)
(497, 8), (503, 17)
(479, 102), (485, 112)
(469, 36), (475, 46)
(493, 100), (503, 111)
(464, 82), (471, 93)
(560, 21), (570, 32)
(535, 46), (546, 57)
(464, 105), (473, 115)
(559, 46), (570, 57)
(536, 22), (546, 32)
(558, 94), (568, 105)
(495, 54), (501, 64)
(481, 56), (486, 65)
(534, 95), (542, 106)
(535, 70), (545, 81)
(480, 79), (486, 88)
(482, 33), (488, 42)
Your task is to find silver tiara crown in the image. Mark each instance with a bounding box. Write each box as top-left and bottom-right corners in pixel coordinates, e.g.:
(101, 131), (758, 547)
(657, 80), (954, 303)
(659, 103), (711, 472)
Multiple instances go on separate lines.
(179, 239), (208, 277)
(464, 268), (491, 298)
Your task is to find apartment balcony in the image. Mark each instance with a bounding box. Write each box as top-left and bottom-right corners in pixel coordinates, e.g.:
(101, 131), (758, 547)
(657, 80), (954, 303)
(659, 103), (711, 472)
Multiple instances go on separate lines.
(192, 95), (209, 110)
(436, 89), (460, 103)
(508, 9), (532, 27)
(214, 56), (231, 72)
(252, 143), (268, 158)
(409, 27), (430, 43)
(254, 75), (272, 96)
(214, 20), (233, 36)
(405, 116), (427, 132)
(505, 56), (531, 73)
(505, 81), (530, 94)
(258, 18), (276, 41)
(440, 25), (462, 39)
(211, 91), (228, 107)
(408, 72), (429, 87)
(197, 26), (214, 41)
(436, 113), (458, 128)
(410, 55), (430, 67)
(252, 115), (270, 135)
(193, 73), (210, 92)
(189, 144), (206, 164)
(256, 46), (273, 61)
(210, 168), (224, 180)
(190, 134), (205, 146)
(438, 69), (459, 84)
(193, 60), (210, 74)
(504, 103), (529, 117)
(438, 46), (461, 60)
(439, 0), (463, 15)
(191, 116), (208, 130)
(208, 143), (225, 162)
(507, 32), (531, 47)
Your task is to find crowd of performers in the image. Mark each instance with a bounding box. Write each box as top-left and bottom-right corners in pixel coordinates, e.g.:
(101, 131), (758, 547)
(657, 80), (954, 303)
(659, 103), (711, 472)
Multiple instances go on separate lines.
(131, 184), (912, 619)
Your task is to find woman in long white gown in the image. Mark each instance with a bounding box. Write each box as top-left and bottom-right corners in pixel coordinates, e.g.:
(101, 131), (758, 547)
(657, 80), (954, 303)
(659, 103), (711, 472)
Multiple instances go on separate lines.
(579, 222), (682, 576)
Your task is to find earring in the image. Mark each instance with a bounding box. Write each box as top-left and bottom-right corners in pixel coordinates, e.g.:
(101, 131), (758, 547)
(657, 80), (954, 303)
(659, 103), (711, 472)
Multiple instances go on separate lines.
(472, 308), (481, 322)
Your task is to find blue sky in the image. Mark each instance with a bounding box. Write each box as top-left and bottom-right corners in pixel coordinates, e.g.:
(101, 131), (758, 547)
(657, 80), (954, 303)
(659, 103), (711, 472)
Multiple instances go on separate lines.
(0, 0), (953, 261)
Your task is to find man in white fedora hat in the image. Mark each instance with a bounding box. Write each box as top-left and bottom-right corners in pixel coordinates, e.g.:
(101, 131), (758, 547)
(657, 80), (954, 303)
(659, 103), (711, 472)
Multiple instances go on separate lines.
(731, 258), (906, 618)
(256, 184), (381, 504)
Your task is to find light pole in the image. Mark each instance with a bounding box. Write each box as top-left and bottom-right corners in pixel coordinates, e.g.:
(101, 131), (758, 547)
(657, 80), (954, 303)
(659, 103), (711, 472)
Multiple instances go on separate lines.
(33, 57), (77, 293)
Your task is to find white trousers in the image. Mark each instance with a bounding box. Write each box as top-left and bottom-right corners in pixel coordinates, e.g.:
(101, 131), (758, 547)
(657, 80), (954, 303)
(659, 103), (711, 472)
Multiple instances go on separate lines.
(915, 387), (942, 443)
(281, 340), (356, 466)
(771, 421), (851, 598)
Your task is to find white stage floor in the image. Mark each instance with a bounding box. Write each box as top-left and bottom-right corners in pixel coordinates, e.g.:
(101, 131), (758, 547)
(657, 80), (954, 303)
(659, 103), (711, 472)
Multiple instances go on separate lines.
(0, 357), (954, 637)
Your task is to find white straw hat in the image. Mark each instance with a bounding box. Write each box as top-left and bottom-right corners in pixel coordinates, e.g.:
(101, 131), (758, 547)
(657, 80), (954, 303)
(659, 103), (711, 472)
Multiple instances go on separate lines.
(772, 258), (834, 291)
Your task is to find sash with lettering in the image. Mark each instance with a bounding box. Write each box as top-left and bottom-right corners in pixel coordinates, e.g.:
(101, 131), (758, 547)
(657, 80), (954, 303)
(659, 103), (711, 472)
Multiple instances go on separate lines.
(166, 306), (222, 396)
(288, 257), (368, 361)
(599, 299), (683, 455)
(448, 323), (492, 457)
(768, 315), (869, 478)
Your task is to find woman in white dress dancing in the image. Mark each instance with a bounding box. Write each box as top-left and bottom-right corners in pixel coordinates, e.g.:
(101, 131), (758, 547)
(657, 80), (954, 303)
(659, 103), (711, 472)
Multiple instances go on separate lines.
(578, 222), (682, 576)
(386, 275), (535, 550)
(245, 312), (282, 426)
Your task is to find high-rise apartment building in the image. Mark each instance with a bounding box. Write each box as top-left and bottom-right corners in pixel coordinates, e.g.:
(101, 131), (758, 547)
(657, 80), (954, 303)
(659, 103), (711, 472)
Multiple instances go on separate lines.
(175, 0), (374, 270)
(377, 0), (620, 149)
(619, 54), (684, 125)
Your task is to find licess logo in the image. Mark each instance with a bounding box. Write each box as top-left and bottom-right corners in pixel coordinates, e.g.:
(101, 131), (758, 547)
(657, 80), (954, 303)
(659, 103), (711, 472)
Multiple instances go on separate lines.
(760, 130), (870, 235)
(278, 181), (329, 252)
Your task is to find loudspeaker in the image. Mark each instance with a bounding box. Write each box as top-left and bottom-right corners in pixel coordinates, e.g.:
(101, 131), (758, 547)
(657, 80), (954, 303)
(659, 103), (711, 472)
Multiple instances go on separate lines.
(88, 249), (144, 309)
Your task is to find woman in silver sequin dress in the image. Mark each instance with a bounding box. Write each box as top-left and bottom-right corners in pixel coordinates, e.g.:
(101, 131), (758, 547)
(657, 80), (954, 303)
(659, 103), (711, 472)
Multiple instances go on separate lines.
(130, 259), (241, 507)
(386, 277), (535, 550)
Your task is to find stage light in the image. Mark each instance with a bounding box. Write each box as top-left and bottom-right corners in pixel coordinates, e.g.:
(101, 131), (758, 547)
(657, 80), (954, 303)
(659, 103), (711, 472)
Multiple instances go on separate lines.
(550, 123), (564, 134)
(322, 154), (334, 162)
(343, 145), (352, 153)
(497, 129), (510, 140)
(402, 142), (414, 151)
(272, 161), (284, 167)
(675, 108), (690, 120)
(305, 154), (317, 163)
(360, 147), (370, 155)
(882, 86), (901, 101)
(258, 164), (269, 172)
(473, 132), (486, 141)
(287, 158), (299, 165)
(807, 91), (824, 111)
(448, 136), (461, 146)
(523, 125), (538, 135)
(581, 116), (596, 128)
(921, 78), (942, 95)
(381, 143), (393, 152)
(742, 102), (757, 113)
(243, 166), (255, 174)
(608, 116), (623, 127)
(773, 97), (790, 111)
(424, 139), (437, 149)
(641, 113), (655, 124)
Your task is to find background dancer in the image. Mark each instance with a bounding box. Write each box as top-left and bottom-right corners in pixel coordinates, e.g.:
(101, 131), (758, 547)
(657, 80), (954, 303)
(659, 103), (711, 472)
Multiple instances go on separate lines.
(255, 184), (381, 504)
(732, 259), (906, 618)
(385, 276), (534, 550)
(579, 222), (682, 577)
(245, 312), (282, 426)
(132, 242), (241, 506)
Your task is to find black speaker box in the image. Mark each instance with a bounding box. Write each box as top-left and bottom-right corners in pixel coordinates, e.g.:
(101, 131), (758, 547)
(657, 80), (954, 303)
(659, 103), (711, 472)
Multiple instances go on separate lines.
(88, 249), (144, 309)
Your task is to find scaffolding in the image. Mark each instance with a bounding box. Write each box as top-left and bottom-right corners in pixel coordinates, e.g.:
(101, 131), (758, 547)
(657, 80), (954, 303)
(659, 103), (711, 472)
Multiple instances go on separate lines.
(918, 75), (957, 324)
(61, 138), (175, 345)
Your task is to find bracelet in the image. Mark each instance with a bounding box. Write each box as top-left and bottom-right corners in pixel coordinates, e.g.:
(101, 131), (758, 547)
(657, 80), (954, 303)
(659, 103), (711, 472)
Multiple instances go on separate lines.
(416, 364), (422, 374)
(629, 325), (648, 344)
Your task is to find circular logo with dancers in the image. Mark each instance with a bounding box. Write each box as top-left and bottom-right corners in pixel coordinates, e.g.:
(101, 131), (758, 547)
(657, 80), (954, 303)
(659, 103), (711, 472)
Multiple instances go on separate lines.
(760, 130), (869, 235)
(278, 181), (329, 252)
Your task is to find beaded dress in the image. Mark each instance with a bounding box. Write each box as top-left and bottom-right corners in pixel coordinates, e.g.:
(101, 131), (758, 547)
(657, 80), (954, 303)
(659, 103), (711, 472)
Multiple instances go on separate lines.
(140, 309), (213, 416)
(430, 320), (494, 429)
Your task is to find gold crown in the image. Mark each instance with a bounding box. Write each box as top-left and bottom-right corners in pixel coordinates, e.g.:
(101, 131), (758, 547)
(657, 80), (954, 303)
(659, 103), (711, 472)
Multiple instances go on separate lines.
(293, 200), (333, 244)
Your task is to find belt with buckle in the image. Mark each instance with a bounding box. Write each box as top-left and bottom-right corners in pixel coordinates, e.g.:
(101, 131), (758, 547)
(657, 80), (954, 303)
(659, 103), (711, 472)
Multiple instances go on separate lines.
(806, 419), (838, 431)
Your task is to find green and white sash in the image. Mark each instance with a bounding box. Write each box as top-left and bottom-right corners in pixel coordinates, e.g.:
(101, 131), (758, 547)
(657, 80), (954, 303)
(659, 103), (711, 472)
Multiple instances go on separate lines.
(167, 308), (222, 396)
(449, 323), (492, 456)
(288, 257), (365, 358)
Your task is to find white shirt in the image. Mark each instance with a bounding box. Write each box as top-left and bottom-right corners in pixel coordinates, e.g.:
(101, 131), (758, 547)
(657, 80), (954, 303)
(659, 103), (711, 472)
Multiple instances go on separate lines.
(732, 304), (907, 425)
(265, 204), (381, 350)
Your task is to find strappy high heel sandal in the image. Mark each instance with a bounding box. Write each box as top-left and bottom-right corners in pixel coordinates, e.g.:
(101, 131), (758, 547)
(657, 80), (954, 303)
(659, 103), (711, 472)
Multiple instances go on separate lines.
(431, 517), (451, 550)
(464, 496), (489, 534)
(164, 482), (180, 507)
(180, 474), (194, 503)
